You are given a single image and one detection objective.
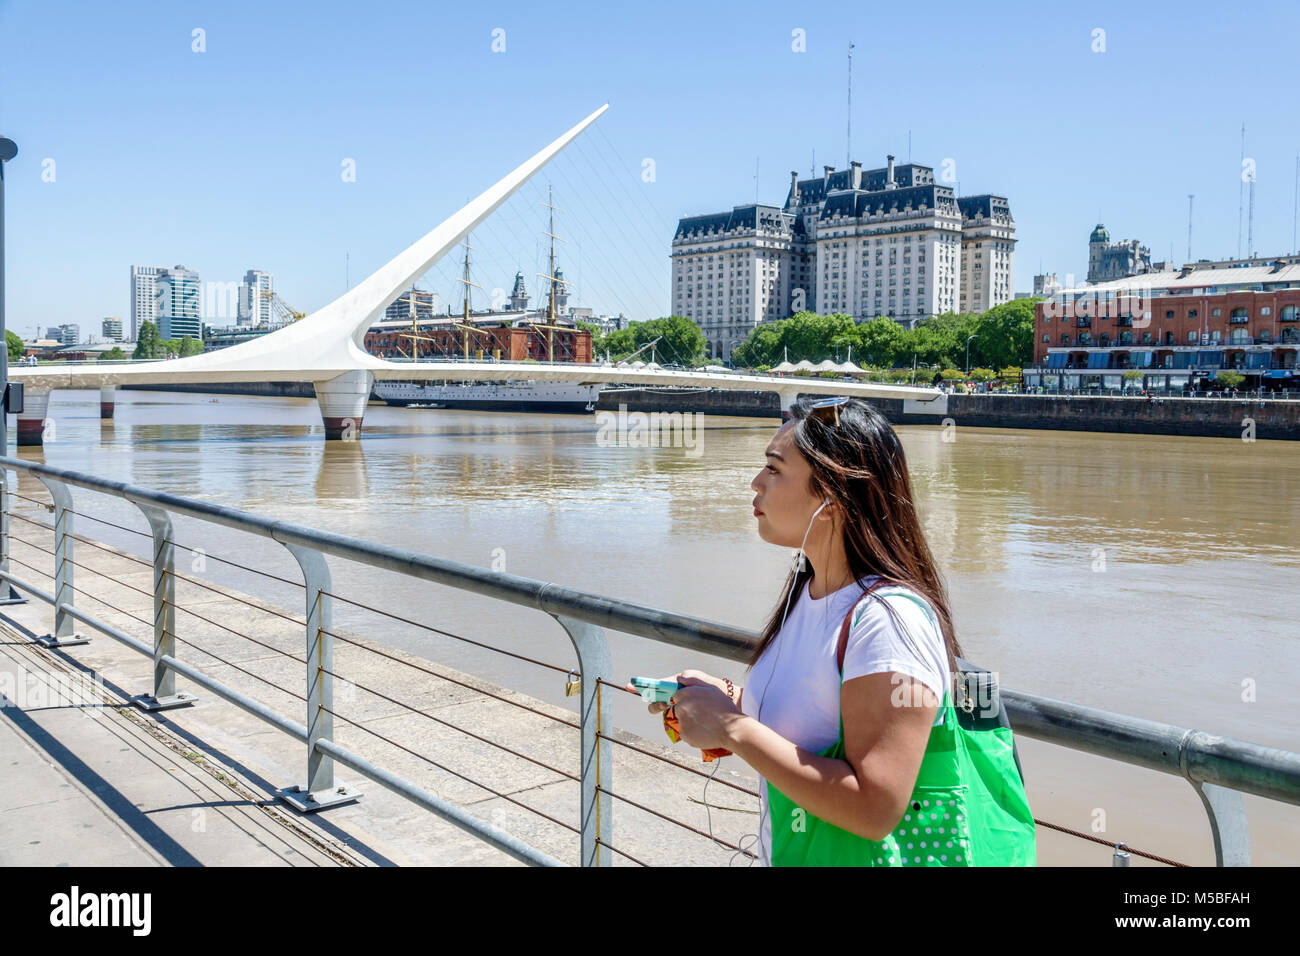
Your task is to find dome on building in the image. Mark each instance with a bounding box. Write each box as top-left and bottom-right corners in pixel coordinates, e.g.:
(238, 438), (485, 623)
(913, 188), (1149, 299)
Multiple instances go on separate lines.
(1090, 224), (1110, 244)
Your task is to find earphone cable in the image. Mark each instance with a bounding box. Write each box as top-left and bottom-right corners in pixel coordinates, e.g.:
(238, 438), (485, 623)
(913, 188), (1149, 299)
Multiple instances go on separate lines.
(723, 499), (827, 866)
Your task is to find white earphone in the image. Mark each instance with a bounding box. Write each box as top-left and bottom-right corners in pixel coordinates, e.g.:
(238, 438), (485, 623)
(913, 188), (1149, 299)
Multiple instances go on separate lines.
(794, 498), (832, 572)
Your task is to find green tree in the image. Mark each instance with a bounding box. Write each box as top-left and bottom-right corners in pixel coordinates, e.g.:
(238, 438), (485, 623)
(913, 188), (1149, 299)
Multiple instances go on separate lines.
(177, 335), (204, 357)
(99, 346), (126, 361)
(1215, 370), (1245, 389)
(134, 320), (163, 359)
(899, 312), (978, 368)
(848, 317), (907, 367)
(594, 316), (704, 366)
(6, 330), (23, 362)
(972, 299), (1037, 370)
(733, 319), (786, 367)
(781, 312), (856, 363)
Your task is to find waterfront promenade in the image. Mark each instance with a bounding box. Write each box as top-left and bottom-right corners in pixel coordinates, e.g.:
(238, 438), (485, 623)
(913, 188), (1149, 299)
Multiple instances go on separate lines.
(0, 528), (764, 867)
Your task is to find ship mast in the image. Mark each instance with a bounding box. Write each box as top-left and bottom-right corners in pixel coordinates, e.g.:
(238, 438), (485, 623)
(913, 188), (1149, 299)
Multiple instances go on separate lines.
(533, 184), (568, 363)
(396, 283), (438, 359)
(455, 235), (483, 360)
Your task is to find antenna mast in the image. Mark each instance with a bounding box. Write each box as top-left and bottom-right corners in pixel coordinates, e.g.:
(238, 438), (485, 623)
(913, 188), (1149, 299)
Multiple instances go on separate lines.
(1293, 154), (1299, 254)
(846, 43), (853, 168)
(1248, 161), (1256, 260)
(1237, 122), (1245, 259)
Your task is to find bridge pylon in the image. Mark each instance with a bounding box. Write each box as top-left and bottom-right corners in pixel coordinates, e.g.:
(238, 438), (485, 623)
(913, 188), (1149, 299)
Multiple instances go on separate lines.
(16, 388), (50, 445)
(315, 371), (374, 441)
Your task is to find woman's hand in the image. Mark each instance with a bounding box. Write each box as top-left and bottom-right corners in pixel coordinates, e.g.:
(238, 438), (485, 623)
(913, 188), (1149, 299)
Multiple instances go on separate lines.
(623, 670), (749, 752)
(624, 669), (738, 715)
(670, 681), (750, 752)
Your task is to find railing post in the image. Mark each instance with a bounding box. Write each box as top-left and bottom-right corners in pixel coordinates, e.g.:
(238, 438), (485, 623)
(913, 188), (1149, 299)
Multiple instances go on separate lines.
(128, 504), (196, 711)
(551, 613), (612, 866)
(0, 469), (28, 605)
(1188, 780), (1251, 867)
(33, 476), (86, 647)
(1178, 728), (1251, 866)
(276, 541), (360, 812)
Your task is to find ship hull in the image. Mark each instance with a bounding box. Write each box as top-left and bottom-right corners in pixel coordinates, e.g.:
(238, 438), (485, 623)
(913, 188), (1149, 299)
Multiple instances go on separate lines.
(376, 381), (600, 414)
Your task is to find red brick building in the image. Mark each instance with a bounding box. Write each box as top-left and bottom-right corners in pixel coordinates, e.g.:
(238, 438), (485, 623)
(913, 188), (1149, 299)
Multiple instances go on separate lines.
(365, 313), (592, 364)
(1027, 259), (1300, 391)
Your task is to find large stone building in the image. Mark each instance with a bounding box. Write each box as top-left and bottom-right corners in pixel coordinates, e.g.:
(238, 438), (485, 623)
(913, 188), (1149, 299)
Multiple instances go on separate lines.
(1086, 224), (1155, 282)
(671, 156), (1015, 361)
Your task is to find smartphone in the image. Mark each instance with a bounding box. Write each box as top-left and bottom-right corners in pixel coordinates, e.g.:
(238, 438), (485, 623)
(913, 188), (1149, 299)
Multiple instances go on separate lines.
(629, 676), (680, 704)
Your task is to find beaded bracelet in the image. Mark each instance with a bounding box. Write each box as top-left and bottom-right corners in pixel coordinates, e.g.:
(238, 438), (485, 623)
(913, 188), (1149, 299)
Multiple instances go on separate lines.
(724, 677), (735, 702)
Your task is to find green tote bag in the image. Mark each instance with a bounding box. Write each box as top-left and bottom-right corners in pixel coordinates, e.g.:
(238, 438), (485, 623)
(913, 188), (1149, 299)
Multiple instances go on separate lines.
(766, 587), (1036, 867)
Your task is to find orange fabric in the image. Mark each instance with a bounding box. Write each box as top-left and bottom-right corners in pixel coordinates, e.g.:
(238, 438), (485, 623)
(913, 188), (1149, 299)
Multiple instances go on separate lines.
(663, 705), (732, 762)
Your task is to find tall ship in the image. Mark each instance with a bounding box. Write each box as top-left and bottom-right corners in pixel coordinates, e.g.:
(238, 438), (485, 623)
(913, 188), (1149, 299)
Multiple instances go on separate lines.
(372, 186), (604, 414)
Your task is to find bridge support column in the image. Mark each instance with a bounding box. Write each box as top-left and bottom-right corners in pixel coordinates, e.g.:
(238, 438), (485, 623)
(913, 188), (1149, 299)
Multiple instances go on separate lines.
(100, 385), (115, 420)
(16, 389), (51, 446)
(777, 390), (801, 422)
(314, 371), (373, 440)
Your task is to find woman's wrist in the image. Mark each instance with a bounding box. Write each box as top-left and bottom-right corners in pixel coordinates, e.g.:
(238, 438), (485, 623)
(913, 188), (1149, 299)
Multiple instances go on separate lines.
(723, 713), (761, 754)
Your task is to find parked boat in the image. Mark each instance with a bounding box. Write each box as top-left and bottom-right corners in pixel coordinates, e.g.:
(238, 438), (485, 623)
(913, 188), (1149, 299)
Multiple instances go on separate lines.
(376, 380), (600, 413)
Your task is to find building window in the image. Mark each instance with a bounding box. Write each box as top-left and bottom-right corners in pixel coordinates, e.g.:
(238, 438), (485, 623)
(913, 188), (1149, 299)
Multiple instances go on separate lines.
(1281, 305), (1298, 322)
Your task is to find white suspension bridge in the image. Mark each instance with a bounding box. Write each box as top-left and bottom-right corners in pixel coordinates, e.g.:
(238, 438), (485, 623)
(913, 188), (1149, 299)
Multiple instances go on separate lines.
(8, 104), (943, 443)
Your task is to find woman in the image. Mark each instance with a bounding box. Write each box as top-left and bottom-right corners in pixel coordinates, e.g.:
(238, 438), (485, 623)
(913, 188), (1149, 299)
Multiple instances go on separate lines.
(643, 396), (964, 866)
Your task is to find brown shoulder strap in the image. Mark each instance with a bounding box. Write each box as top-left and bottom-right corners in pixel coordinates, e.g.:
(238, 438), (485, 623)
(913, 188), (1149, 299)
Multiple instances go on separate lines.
(836, 598), (863, 675)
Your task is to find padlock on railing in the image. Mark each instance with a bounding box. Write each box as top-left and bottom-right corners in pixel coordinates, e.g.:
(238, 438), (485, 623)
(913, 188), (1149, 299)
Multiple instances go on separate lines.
(564, 670), (581, 697)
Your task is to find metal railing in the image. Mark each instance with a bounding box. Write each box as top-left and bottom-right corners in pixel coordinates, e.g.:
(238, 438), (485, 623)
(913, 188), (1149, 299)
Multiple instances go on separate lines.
(0, 455), (1296, 867)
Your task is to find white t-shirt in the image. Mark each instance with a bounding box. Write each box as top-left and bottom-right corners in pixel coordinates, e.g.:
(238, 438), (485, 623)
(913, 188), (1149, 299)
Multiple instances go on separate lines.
(739, 575), (950, 865)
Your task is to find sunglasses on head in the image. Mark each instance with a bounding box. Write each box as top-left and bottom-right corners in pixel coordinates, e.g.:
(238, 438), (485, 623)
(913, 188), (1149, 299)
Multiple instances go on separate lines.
(808, 396), (851, 427)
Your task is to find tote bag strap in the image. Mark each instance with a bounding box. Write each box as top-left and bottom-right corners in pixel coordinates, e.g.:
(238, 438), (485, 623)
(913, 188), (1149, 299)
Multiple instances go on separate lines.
(836, 586), (955, 711)
(836, 587), (936, 674)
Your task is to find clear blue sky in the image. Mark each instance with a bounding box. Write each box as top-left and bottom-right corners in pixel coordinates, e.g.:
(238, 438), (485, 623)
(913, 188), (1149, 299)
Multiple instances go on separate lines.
(2, 0), (1298, 336)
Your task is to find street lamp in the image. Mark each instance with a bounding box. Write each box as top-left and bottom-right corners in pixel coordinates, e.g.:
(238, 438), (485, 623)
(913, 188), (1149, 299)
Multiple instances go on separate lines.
(0, 136), (16, 454)
(965, 334), (978, 375)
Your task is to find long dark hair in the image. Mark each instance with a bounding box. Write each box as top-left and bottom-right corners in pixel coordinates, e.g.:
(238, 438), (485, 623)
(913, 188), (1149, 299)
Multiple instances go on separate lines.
(747, 398), (962, 692)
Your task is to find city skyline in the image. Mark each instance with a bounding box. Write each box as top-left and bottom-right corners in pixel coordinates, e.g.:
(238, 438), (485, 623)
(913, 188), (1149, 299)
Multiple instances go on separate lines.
(2, 0), (1298, 331)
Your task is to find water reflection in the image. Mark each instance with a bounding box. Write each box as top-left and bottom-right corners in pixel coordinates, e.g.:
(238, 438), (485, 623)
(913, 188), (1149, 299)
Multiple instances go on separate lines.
(316, 441), (369, 501)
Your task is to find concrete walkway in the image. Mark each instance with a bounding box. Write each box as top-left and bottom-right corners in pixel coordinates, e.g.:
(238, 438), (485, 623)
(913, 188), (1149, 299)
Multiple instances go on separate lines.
(0, 513), (762, 867)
